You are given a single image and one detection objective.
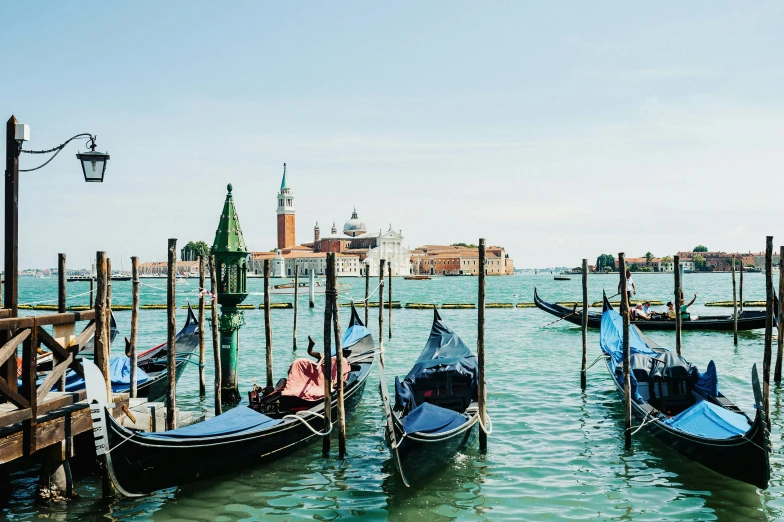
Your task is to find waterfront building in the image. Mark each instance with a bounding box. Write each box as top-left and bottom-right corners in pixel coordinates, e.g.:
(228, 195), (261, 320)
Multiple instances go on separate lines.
(410, 245), (514, 275)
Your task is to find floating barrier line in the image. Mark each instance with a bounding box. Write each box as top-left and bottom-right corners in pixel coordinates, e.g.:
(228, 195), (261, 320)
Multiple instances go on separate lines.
(19, 287), (95, 307)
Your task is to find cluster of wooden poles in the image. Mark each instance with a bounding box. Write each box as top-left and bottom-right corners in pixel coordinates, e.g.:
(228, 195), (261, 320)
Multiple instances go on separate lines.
(577, 237), (784, 450)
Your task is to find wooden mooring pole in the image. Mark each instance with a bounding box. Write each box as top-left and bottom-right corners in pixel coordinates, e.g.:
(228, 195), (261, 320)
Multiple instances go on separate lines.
(777, 247), (784, 383)
(379, 259), (386, 367)
(619, 253), (632, 450)
(130, 257), (139, 398)
(478, 239), (488, 452)
(763, 236), (773, 424)
(95, 251), (111, 400)
(330, 254), (347, 458)
(58, 253), (66, 313)
(365, 262), (370, 326)
(732, 255), (738, 346)
(309, 269), (315, 309)
(106, 258), (112, 350)
(581, 258), (588, 389)
(674, 255), (682, 356)
(740, 260), (744, 312)
(293, 263), (299, 351)
(209, 255), (222, 415)
(166, 239), (177, 430)
(264, 259), (273, 388)
(388, 262), (392, 339)
(322, 257), (334, 456)
(89, 277), (94, 308)
(198, 255), (206, 397)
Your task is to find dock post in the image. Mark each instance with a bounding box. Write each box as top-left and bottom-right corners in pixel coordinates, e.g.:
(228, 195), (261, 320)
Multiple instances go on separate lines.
(322, 258), (334, 457)
(58, 253), (66, 313)
(130, 257), (139, 398)
(388, 262), (392, 339)
(293, 263), (299, 351)
(198, 255), (206, 397)
(36, 441), (74, 502)
(777, 247), (784, 383)
(740, 260), (744, 312)
(209, 255), (222, 415)
(764, 236), (773, 425)
(106, 258), (112, 342)
(619, 253), (632, 450)
(89, 277), (94, 308)
(379, 259), (386, 366)
(478, 239), (488, 452)
(309, 269), (315, 308)
(166, 239), (177, 430)
(732, 256), (738, 346)
(264, 259), (273, 388)
(330, 254), (347, 458)
(94, 251), (111, 400)
(581, 258), (588, 389)
(674, 255), (682, 356)
(364, 262), (370, 326)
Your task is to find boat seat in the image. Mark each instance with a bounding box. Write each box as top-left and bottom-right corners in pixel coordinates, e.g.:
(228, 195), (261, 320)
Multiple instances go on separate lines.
(400, 370), (474, 413)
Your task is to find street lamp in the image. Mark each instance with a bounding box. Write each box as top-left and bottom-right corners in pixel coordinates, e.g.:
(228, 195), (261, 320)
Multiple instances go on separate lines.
(76, 137), (110, 182)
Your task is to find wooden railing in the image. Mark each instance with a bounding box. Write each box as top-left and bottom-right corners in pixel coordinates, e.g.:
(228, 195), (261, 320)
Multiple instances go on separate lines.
(0, 310), (95, 455)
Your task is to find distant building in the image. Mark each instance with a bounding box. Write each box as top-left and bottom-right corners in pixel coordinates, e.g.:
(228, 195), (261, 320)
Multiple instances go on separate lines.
(410, 245), (513, 276)
(276, 164), (296, 250)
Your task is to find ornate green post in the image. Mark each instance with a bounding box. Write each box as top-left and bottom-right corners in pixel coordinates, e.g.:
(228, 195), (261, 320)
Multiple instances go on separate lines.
(211, 183), (248, 405)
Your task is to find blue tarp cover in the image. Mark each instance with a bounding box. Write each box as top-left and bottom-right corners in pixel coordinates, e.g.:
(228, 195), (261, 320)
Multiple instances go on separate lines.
(402, 402), (467, 435)
(693, 360), (718, 397)
(341, 324), (371, 351)
(145, 406), (282, 439)
(600, 310), (658, 403)
(56, 356), (149, 393)
(664, 399), (749, 439)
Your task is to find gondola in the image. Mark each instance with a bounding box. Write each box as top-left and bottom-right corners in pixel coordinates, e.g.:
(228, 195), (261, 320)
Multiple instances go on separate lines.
(534, 288), (768, 331)
(599, 293), (770, 488)
(86, 302), (375, 496)
(380, 308), (479, 486)
(57, 305), (199, 401)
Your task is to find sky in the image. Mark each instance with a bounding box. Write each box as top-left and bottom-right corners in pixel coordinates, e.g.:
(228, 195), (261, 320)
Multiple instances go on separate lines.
(3, 2), (784, 269)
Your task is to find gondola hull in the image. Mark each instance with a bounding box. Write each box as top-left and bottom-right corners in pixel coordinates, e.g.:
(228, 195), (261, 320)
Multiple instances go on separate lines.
(101, 355), (373, 495)
(534, 288), (767, 331)
(605, 360), (770, 489)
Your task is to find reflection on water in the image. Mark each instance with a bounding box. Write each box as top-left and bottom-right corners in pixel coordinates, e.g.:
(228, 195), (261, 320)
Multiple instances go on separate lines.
(2, 273), (783, 520)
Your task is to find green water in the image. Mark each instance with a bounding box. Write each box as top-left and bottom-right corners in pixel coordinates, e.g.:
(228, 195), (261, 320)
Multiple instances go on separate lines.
(3, 273), (784, 521)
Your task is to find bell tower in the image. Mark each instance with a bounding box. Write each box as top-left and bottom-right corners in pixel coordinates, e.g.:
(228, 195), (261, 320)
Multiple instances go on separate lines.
(276, 163), (295, 249)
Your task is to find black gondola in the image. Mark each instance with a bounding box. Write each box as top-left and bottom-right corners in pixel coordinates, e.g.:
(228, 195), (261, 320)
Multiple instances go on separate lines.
(86, 303), (375, 496)
(534, 288), (768, 331)
(599, 293), (770, 489)
(380, 309), (479, 486)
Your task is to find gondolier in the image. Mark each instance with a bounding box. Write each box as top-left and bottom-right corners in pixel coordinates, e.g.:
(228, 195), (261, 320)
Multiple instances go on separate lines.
(617, 270), (636, 302)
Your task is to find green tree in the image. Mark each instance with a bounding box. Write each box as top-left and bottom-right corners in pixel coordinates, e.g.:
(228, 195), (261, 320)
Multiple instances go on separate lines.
(693, 253), (706, 271)
(645, 252), (653, 267)
(596, 254), (616, 271)
(630, 263), (640, 272)
(181, 241), (210, 262)
(451, 242), (478, 248)
(693, 245), (708, 252)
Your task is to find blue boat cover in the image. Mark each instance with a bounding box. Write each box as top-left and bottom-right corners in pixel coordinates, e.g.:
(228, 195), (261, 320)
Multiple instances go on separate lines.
(402, 402), (467, 435)
(600, 310), (658, 403)
(145, 406), (282, 439)
(53, 356), (150, 393)
(693, 360), (718, 397)
(340, 304), (371, 352)
(664, 399), (749, 439)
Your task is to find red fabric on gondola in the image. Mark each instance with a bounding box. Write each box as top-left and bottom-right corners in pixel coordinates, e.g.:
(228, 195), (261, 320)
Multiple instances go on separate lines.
(281, 357), (350, 401)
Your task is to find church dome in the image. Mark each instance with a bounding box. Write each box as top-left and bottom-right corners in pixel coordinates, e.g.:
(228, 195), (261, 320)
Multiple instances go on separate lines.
(343, 207), (367, 237)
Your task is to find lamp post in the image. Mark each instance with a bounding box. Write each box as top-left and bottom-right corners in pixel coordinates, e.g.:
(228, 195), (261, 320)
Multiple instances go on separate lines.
(3, 115), (109, 391)
(211, 183), (249, 405)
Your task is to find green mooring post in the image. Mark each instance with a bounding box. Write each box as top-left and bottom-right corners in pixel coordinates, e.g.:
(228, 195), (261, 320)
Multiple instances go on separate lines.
(211, 183), (249, 405)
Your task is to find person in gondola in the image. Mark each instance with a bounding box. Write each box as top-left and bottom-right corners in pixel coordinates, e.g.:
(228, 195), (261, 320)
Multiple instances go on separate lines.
(680, 293), (698, 320)
(665, 301), (676, 319)
(631, 303), (650, 320)
(617, 270), (636, 303)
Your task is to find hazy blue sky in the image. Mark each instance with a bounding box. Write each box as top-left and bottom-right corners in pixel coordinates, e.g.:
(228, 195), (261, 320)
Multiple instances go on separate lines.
(3, 3), (784, 269)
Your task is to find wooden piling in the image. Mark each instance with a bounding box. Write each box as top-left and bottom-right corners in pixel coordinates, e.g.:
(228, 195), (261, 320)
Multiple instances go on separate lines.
(130, 257), (139, 398)
(89, 277), (94, 308)
(58, 253), (66, 314)
(322, 258), (333, 456)
(388, 262), (392, 339)
(330, 254), (347, 458)
(777, 247), (784, 383)
(264, 259), (273, 388)
(309, 269), (315, 309)
(293, 263), (299, 351)
(94, 251), (111, 400)
(209, 255), (222, 415)
(619, 253), (632, 450)
(732, 256), (738, 346)
(198, 255), (206, 397)
(106, 258), (112, 354)
(379, 259), (386, 367)
(763, 236), (773, 425)
(581, 258), (588, 389)
(478, 239), (488, 452)
(674, 255), (682, 356)
(740, 260), (744, 312)
(365, 262), (370, 326)
(166, 239), (177, 430)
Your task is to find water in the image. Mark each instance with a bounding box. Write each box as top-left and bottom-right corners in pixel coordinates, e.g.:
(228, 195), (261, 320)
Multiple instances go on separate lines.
(3, 272), (784, 520)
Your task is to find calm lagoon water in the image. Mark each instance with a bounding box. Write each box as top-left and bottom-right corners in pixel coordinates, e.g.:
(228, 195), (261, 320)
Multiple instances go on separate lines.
(3, 272), (784, 521)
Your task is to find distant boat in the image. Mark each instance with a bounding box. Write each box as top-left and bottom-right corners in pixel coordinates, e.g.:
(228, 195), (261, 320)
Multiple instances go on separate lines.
(268, 281), (352, 295)
(553, 274), (571, 281)
(404, 275), (431, 281)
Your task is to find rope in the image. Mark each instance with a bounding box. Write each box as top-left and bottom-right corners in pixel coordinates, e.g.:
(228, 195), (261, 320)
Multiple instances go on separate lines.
(477, 411), (493, 435)
(19, 287), (96, 306)
(339, 282), (382, 303)
(402, 413), (481, 443)
(282, 410), (333, 437)
(627, 409), (658, 436)
(581, 354), (609, 373)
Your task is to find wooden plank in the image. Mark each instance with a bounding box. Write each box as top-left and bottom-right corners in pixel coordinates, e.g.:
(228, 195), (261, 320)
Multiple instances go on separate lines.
(0, 328), (29, 367)
(36, 355), (73, 404)
(37, 327), (70, 361)
(0, 407), (32, 427)
(0, 311), (94, 331)
(22, 324), (38, 455)
(0, 377), (29, 410)
(37, 391), (86, 417)
(71, 322), (96, 352)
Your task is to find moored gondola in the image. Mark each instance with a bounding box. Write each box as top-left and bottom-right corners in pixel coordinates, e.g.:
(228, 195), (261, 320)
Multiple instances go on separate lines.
(86, 303), (375, 496)
(599, 293), (770, 489)
(381, 308), (479, 486)
(534, 288), (768, 331)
